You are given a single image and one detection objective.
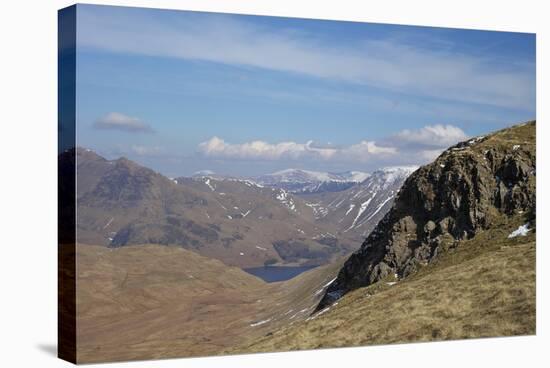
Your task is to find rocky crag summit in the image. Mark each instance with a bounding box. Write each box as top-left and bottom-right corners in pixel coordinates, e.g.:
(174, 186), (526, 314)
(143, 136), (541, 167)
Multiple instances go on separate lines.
(317, 121), (536, 310)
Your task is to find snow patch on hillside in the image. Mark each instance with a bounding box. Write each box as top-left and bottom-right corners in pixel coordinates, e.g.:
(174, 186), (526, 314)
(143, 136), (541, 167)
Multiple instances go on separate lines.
(204, 178), (215, 191)
(276, 189), (296, 211)
(508, 224), (530, 238)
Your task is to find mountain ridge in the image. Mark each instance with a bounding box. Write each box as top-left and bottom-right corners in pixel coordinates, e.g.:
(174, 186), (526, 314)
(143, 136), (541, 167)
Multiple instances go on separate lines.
(71, 148), (362, 268)
(316, 120), (536, 311)
(253, 168), (369, 194)
(70, 148), (412, 268)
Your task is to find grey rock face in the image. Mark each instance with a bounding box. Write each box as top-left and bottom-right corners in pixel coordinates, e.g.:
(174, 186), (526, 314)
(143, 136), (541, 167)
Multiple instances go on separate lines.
(316, 121), (536, 311)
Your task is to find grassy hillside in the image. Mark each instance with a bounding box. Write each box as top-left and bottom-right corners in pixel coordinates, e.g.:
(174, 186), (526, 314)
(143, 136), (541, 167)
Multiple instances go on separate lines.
(75, 243), (343, 363)
(232, 218), (535, 353)
(77, 244), (263, 363)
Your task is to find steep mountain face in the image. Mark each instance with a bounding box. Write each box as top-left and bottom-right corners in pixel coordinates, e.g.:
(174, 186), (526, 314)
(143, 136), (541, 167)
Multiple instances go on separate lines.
(317, 121), (536, 310)
(71, 148), (358, 267)
(76, 149), (209, 249)
(301, 166), (417, 240)
(254, 169), (369, 194)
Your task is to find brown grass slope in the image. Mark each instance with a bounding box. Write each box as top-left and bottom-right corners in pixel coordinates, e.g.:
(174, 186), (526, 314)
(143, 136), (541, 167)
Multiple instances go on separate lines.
(76, 244), (264, 363)
(76, 244), (343, 363)
(232, 222), (535, 353)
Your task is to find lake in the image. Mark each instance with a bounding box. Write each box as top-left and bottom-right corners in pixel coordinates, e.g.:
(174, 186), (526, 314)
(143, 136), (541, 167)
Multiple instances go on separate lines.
(243, 265), (318, 283)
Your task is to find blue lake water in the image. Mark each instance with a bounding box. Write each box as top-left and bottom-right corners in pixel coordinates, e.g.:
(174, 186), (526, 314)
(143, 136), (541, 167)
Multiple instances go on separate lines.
(243, 265), (318, 283)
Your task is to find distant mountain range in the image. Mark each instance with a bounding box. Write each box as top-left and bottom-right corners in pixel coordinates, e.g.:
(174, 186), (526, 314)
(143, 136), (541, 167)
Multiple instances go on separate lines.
(252, 169), (370, 194)
(66, 149), (417, 268)
(191, 168), (372, 194)
(184, 166), (417, 243)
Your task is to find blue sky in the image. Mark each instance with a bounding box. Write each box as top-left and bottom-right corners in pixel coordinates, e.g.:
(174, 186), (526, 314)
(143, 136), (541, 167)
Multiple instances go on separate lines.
(74, 4), (535, 177)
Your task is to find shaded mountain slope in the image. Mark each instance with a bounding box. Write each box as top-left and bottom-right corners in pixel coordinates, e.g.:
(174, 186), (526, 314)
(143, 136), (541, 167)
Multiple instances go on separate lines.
(317, 121), (535, 310)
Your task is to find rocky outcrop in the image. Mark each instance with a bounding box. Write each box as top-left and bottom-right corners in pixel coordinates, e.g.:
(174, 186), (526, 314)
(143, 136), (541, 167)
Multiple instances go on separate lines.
(316, 121), (536, 310)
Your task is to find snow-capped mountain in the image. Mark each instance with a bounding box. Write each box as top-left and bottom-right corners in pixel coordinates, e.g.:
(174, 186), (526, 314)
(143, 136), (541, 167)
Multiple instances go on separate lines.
(256, 169), (346, 184)
(169, 165), (415, 246)
(336, 170), (371, 183)
(306, 166), (418, 239)
(254, 169), (370, 194)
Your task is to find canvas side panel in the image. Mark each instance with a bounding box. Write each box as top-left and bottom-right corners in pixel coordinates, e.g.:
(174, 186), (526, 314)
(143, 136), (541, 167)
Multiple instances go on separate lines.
(58, 4), (77, 364)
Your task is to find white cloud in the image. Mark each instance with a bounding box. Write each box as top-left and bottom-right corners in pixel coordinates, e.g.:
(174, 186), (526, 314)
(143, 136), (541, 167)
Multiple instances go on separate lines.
(343, 141), (398, 156)
(93, 112), (154, 133)
(391, 124), (468, 148)
(198, 137), (396, 162)
(197, 124), (468, 166)
(78, 8), (535, 110)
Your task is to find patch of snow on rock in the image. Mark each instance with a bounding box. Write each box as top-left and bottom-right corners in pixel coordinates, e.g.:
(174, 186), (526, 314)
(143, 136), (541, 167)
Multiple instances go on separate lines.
(508, 224), (531, 238)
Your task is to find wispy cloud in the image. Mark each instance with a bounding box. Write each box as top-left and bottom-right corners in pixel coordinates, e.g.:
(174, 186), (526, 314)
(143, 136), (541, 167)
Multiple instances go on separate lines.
(93, 112), (154, 133)
(78, 7), (535, 110)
